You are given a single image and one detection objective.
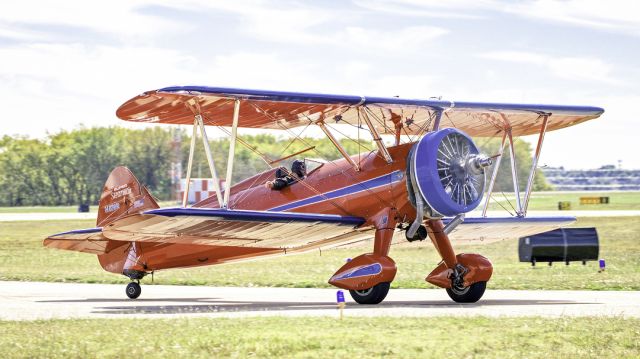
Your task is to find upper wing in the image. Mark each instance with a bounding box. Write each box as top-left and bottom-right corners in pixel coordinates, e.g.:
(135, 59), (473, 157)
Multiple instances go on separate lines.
(116, 86), (604, 137)
(45, 208), (367, 253)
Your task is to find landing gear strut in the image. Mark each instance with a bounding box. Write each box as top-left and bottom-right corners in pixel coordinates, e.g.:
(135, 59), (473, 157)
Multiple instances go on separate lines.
(126, 282), (142, 299)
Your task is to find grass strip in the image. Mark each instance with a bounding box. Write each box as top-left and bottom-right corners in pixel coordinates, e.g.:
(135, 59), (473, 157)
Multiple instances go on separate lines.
(1, 216), (639, 290)
(1, 316), (639, 358)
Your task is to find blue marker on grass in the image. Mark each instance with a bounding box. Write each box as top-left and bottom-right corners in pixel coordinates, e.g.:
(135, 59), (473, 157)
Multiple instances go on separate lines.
(336, 290), (346, 319)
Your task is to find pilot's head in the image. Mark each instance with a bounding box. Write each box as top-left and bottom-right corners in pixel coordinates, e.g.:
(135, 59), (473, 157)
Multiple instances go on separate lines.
(291, 160), (306, 178)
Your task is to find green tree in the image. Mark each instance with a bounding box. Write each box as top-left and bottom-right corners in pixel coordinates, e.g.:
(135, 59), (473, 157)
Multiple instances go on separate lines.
(0, 127), (551, 207)
(121, 127), (173, 197)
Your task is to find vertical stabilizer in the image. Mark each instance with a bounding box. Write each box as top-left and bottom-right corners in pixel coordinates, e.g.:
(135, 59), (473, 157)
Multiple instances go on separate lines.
(97, 166), (159, 227)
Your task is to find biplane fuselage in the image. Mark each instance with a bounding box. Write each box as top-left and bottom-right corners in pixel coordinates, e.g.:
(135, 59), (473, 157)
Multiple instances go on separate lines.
(96, 143), (415, 275)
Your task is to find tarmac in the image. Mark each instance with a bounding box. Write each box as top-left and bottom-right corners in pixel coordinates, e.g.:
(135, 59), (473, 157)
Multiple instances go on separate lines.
(1, 281), (638, 321)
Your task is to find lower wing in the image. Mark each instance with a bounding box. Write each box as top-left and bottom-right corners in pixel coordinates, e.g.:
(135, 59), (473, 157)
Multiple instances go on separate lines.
(44, 208), (368, 254)
(45, 209), (574, 255)
(444, 215), (576, 245)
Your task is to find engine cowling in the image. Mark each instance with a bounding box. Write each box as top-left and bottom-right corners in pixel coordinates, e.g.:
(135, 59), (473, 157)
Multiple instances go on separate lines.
(407, 128), (492, 217)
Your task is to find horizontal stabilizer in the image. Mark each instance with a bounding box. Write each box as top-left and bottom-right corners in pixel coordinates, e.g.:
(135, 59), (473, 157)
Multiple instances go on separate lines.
(44, 228), (114, 254)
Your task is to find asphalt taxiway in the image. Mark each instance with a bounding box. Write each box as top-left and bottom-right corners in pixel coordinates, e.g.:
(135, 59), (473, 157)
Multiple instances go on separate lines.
(1, 281), (637, 320)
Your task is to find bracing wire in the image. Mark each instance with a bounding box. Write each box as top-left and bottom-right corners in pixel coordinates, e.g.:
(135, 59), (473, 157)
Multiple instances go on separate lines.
(249, 102), (395, 210)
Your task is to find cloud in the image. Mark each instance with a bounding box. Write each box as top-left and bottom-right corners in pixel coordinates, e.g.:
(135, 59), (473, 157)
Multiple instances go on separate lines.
(356, 0), (640, 36)
(154, 1), (449, 52)
(478, 51), (619, 84)
(0, 1), (185, 42)
(0, 22), (48, 41)
(151, 1), (337, 45)
(0, 43), (201, 136)
(502, 0), (640, 36)
(0, 42), (340, 137)
(336, 26), (448, 53)
(0, 43), (198, 95)
(353, 0), (485, 19)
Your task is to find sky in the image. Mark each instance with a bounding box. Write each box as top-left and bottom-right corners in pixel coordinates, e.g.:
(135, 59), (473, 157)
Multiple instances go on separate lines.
(0, 0), (638, 169)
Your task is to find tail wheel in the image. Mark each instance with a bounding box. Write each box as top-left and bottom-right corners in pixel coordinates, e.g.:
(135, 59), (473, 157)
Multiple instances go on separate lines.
(349, 282), (390, 305)
(126, 282), (142, 299)
(446, 281), (486, 303)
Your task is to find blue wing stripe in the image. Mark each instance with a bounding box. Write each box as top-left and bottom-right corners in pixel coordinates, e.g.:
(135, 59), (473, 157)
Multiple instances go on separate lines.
(159, 86), (604, 116)
(144, 208), (365, 226)
(269, 170), (403, 212)
(50, 227), (103, 236)
(448, 216), (576, 224)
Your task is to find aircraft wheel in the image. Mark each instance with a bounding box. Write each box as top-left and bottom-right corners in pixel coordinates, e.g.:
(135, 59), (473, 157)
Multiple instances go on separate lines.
(349, 282), (390, 304)
(446, 281), (486, 303)
(126, 282), (142, 299)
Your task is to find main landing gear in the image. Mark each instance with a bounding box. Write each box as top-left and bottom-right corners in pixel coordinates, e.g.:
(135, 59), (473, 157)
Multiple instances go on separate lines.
(423, 219), (493, 303)
(123, 269), (146, 299)
(328, 208), (399, 305)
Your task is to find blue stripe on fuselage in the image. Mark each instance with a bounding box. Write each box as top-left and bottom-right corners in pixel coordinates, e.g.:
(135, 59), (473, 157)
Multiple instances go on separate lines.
(269, 170), (404, 212)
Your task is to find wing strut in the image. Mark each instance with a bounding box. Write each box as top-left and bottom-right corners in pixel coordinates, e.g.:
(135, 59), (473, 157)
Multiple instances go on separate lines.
(360, 107), (392, 163)
(482, 130), (507, 217)
(316, 119), (360, 171)
(482, 114), (549, 217)
(223, 99), (241, 208)
(432, 109), (444, 131)
(182, 118), (198, 207)
(507, 128), (523, 215)
(523, 114), (549, 215)
(182, 113), (225, 208)
(197, 114), (224, 206)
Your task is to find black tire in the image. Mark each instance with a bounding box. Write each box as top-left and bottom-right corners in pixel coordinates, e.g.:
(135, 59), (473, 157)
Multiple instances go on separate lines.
(405, 225), (428, 242)
(446, 281), (486, 303)
(126, 282), (141, 299)
(349, 282), (391, 304)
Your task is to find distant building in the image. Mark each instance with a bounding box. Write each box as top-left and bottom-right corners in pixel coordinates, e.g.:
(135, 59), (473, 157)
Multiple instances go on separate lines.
(543, 166), (640, 191)
(178, 178), (226, 203)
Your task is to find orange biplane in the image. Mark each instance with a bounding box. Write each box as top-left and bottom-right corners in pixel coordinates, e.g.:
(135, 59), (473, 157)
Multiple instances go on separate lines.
(45, 86), (603, 304)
